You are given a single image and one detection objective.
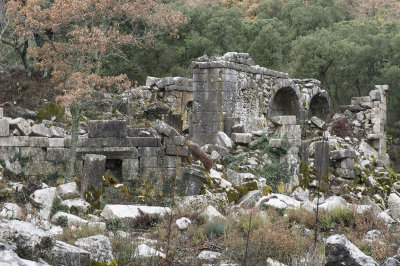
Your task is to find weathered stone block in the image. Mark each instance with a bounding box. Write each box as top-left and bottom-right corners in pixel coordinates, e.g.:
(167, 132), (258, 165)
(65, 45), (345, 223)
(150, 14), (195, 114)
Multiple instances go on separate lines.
(340, 158), (355, 170)
(330, 149), (356, 160)
(121, 159), (139, 180)
(139, 157), (158, 168)
(31, 124), (51, 137)
(88, 120), (127, 138)
(269, 138), (283, 147)
(270, 116), (296, 125)
(165, 145), (189, 156)
(81, 154), (106, 194)
(277, 125), (301, 139)
(46, 148), (69, 162)
(311, 116), (325, 129)
(50, 240), (91, 266)
(49, 138), (65, 147)
(337, 168), (355, 179)
(50, 126), (66, 137)
(162, 156), (181, 168)
(183, 165), (206, 196)
(231, 133), (252, 144)
(30, 187), (58, 220)
(76, 147), (138, 159)
(0, 107), (2, 119)
(0, 118), (9, 137)
(163, 135), (186, 145)
(138, 147), (163, 157)
(0, 136), (29, 146)
(29, 137), (49, 147)
(128, 137), (161, 147)
(9, 117), (32, 136)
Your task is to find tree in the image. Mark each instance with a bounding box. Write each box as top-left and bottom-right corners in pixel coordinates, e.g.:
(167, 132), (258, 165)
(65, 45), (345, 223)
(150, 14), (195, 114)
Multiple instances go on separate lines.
(6, 0), (186, 180)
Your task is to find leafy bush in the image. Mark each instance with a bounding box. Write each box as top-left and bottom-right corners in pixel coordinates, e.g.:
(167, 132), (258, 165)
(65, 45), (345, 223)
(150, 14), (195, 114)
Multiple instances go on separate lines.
(56, 215), (68, 227)
(50, 197), (69, 217)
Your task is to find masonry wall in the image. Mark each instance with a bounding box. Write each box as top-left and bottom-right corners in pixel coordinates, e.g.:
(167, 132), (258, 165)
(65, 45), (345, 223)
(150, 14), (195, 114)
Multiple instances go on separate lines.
(190, 52), (331, 146)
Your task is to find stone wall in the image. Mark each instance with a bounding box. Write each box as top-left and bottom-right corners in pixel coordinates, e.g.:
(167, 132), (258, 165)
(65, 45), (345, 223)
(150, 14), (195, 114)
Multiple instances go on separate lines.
(190, 52), (330, 146)
(0, 112), (188, 182)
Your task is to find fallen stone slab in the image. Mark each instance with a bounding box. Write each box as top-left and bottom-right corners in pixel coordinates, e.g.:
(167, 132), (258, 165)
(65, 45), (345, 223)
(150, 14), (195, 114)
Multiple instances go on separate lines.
(175, 193), (228, 213)
(88, 120), (127, 138)
(101, 205), (171, 227)
(0, 219), (54, 261)
(0, 249), (47, 266)
(134, 244), (166, 259)
(9, 117), (32, 136)
(0, 203), (23, 220)
(31, 124), (51, 137)
(270, 116), (296, 125)
(214, 131), (233, 149)
(30, 187), (58, 220)
(325, 234), (377, 266)
(74, 235), (114, 263)
(256, 194), (301, 210)
(231, 133), (252, 144)
(49, 240), (91, 266)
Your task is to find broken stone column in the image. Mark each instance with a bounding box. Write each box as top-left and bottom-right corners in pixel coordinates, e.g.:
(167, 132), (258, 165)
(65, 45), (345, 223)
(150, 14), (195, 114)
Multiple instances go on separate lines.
(315, 141), (330, 180)
(81, 154), (106, 194)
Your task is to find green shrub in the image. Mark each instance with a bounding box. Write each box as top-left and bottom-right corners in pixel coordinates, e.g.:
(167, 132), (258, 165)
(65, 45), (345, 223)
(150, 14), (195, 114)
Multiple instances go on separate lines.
(205, 219), (227, 237)
(56, 215), (68, 227)
(50, 197), (69, 217)
(37, 102), (64, 121)
(318, 207), (353, 231)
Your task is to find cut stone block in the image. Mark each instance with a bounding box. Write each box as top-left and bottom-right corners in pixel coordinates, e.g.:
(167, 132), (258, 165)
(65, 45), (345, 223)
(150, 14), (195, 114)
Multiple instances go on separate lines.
(58, 182), (80, 200)
(74, 235), (114, 263)
(330, 149), (356, 160)
(50, 240), (91, 266)
(165, 145), (189, 156)
(139, 157), (158, 168)
(0, 136), (29, 146)
(101, 205), (171, 227)
(153, 119), (178, 137)
(81, 154), (106, 194)
(30, 187), (58, 220)
(138, 147), (163, 157)
(88, 120), (127, 138)
(231, 133), (252, 144)
(47, 148), (69, 162)
(49, 138), (65, 147)
(31, 124), (51, 137)
(0, 118), (9, 137)
(29, 137), (49, 147)
(121, 159), (139, 181)
(214, 131), (233, 149)
(183, 165), (206, 196)
(270, 116), (296, 125)
(9, 117), (32, 136)
(311, 116), (326, 129)
(50, 126), (66, 138)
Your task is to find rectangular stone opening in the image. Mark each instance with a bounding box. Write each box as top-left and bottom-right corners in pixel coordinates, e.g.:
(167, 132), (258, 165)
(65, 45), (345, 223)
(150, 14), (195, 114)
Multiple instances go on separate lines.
(105, 159), (122, 180)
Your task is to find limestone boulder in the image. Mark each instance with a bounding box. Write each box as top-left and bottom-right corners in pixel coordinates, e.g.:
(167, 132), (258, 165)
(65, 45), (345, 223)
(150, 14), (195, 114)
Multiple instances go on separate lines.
(231, 133), (252, 144)
(31, 124), (51, 137)
(325, 234), (377, 266)
(51, 212), (88, 227)
(0, 203), (24, 220)
(134, 244), (165, 259)
(290, 187), (310, 202)
(57, 182), (80, 200)
(214, 131), (233, 150)
(382, 257), (400, 266)
(197, 250), (221, 261)
(256, 194), (301, 210)
(176, 217), (191, 230)
(153, 119), (178, 137)
(388, 193), (400, 220)
(237, 190), (262, 208)
(175, 193), (228, 213)
(9, 118), (32, 136)
(60, 198), (90, 214)
(319, 196), (347, 212)
(0, 250), (47, 266)
(74, 235), (114, 263)
(49, 240), (91, 266)
(0, 219), (54, 261)
(29, 187), (58, 220)
(226, 169), (243, 186)
(201, 205), (225, 222)
(101, 205), (171, 227)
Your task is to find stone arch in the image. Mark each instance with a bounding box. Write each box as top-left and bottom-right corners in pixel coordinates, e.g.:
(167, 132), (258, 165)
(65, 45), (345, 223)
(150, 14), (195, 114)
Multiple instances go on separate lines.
(309, 92), (330, 120)
(269, 86), (302, 121)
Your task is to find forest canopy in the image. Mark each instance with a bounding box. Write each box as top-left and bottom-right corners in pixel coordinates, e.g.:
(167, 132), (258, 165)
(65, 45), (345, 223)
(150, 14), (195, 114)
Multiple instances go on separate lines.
(1, 0), (400, 133)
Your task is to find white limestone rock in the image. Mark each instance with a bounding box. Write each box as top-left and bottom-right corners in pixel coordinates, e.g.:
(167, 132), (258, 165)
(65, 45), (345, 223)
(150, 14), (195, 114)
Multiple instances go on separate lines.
(0, 250), (47, 266)
(201, 205), (225, 222)
(231, 133), (252, 144)
(237, 190), (262, 208)
(0, 203), (23, 220)
(290, 187), (310, 202)
(50, 126), (66, 137)
(9, 117), (32, 136)
(197, 250), (222, 261)
(31, 124), (51, 137)
(319, 196), (347, 212)
(256, 194), (301, 210)
(51, 212), (88, 227)
(75, 235), (114, 263)
(57, 182), (80, 200)
(101, 205), (171, 227)
(30, 187), (58, 220)
(388, 193), (400, 220)
(175, 192), (228, 213)
(325, 234), (377, 266)
(176, 217), (191, 230)
(61, 198), (90, 214)
(214, 131), (233, 149)
(266, 257), (287, 266)
(0, 219), (54, 261)
(50, 240), (91, 266)
(134, 243), (165, 259)
(364, 230), (382, 243)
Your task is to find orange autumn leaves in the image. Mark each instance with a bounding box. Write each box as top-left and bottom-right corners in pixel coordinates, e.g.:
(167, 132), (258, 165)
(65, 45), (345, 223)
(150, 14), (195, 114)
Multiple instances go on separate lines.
(6, 0), (186, 105)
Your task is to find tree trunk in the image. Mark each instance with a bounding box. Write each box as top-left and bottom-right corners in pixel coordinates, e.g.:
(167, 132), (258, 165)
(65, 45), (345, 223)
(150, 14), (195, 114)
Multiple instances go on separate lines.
(65, 102), (81, 182)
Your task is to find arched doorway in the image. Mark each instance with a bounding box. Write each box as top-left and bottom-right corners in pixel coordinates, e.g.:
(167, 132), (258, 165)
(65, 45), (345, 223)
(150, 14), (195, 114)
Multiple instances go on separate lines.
(269, 87), (300, 120)
(309, 93), (329, 120)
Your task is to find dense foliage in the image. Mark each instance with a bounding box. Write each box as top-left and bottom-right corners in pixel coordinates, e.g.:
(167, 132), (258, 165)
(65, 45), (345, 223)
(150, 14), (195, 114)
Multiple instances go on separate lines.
(1, 0), (400, 133)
